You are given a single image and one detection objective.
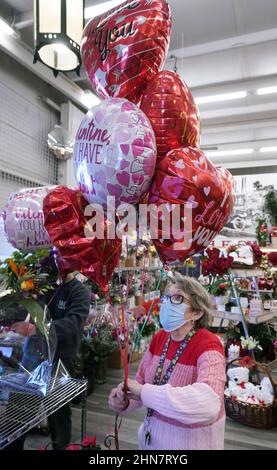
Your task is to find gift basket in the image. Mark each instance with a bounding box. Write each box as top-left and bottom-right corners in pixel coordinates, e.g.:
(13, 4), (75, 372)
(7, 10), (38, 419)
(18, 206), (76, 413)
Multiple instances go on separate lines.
(224, 357), (277, 429)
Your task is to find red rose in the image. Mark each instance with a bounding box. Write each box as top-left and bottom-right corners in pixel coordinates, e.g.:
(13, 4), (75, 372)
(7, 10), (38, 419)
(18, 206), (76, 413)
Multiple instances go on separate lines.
(82, 435), (97, 448)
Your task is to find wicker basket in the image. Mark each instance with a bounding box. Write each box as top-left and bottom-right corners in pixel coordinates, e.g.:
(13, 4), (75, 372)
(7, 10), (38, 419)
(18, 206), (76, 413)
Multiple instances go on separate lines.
(225, 358), (277, 429)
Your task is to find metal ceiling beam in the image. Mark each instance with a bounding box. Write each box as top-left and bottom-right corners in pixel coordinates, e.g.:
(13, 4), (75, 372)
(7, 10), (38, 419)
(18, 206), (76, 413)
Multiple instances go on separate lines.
(166, 28), (277, 60)
(14, 11), (33, 30)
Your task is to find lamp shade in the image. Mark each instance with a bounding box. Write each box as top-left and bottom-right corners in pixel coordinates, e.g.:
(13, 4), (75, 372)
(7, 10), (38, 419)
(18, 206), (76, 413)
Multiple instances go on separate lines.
(34, 0), (84, 75)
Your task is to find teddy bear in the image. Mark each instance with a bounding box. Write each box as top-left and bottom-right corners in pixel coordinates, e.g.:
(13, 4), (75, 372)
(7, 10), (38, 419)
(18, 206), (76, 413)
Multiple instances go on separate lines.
(225, 366), (250, 401)
(255, 377), (274, 405)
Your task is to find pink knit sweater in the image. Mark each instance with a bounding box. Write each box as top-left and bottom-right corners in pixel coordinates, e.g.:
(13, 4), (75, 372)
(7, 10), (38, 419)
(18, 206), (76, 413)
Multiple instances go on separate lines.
(124, 328), (226, 450)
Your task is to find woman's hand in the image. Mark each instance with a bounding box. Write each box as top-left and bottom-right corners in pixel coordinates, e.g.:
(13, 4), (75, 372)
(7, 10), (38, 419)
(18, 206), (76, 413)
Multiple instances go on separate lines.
(126, 379), (143, 401)
(108, 385), (129, 413)
(11, 322), (37, 337)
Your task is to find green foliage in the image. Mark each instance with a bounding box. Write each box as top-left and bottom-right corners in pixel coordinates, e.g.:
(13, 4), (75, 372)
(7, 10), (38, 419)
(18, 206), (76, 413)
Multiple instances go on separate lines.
(264, 189), (277, 226)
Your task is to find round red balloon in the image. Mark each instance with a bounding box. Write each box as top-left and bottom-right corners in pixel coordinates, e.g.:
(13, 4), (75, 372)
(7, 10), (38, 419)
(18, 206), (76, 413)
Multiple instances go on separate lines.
(43, 186), (122, 292)
(81, 0), (172, 103)
(140, 71), (200, 160)
(148, 147), (234, 264)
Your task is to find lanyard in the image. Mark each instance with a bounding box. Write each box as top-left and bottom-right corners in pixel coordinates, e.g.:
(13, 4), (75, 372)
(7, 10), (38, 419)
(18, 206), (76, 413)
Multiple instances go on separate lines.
(144, 331), (194, 446)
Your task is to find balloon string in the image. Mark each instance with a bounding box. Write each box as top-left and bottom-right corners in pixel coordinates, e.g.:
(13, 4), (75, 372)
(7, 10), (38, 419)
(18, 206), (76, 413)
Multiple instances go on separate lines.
(105, 294), (129, 393)
(140, 249), (150, 295)
(132, 267), (165, 354)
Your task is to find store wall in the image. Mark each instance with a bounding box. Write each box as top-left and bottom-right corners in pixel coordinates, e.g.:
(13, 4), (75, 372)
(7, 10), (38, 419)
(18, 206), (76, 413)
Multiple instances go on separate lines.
(60, 101), (85, 188)
(0, 50), (61, 258)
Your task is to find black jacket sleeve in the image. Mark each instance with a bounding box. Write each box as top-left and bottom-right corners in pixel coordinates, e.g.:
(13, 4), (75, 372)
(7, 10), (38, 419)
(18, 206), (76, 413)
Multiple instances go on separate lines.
(51, 281), (91, 361)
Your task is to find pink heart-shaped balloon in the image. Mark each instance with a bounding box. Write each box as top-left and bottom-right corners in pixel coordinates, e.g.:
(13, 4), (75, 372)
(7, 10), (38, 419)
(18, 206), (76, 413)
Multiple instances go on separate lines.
(81, 0), (172, 103)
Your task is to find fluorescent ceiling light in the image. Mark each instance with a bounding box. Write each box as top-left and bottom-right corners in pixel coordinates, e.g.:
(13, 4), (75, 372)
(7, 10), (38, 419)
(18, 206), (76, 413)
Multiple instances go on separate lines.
(0, 17), (15, 36)
(85, 0), (124, 19)
(256, 86), (277, 95)
(205, 148), (254, 158)
(260, 146), (277, 153)
(195, 91), (247, 105)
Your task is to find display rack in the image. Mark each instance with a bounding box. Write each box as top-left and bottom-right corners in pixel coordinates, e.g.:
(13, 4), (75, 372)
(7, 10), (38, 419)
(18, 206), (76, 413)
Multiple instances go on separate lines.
(212, 271), (275, 343)
(0, 376), (87, 449)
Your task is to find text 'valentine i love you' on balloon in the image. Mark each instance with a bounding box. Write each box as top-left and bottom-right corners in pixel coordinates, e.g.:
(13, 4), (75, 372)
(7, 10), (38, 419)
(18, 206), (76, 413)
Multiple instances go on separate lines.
(73, 97), (157, 208)
(81, 0), (172, 103)
(2, 186), (55, 253)
(149, 147), (234, 264)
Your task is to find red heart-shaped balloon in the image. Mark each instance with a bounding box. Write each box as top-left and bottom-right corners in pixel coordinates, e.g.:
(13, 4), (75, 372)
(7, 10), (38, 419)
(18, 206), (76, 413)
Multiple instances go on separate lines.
(81, 0), (172, 103)
(43, 186), (122, 292)
(140, 71), (200, 160)
(148, 147), (234, 263)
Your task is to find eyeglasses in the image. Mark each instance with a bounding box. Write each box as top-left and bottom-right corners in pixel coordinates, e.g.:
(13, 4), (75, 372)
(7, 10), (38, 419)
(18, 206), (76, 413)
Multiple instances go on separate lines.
(160, 294), (187, 305)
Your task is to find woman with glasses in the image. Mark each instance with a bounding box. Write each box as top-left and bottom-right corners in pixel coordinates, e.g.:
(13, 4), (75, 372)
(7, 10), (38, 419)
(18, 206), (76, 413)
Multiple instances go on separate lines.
(108, 273), (226, 450)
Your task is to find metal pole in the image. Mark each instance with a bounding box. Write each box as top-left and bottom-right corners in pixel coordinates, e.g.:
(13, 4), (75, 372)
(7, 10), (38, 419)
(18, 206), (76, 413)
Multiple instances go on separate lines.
(81, 384), (87, 442)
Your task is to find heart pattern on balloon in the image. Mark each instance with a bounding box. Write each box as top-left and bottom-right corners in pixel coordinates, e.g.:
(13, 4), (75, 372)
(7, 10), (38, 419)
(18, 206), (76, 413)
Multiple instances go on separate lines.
(73, 98), (157, 208)
(148, 147), (234, 264)
(43, 186), (122, 291)
(140, 71), (200, 160)
(81, 0), (172, 103)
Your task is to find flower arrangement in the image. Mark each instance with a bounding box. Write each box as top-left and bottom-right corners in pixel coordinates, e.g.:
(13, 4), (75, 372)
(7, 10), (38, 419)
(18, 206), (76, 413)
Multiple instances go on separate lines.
(240, 335), (263, 352)
(0, 249), (56, 335)
(202, 248), (234, 276)
(209, 278), (231, 297)
(40, 435), (101, 451)
(246, 242), (263, 265)
(224, 322), (275, 360)
(137, 314), (156, 337)
(256, 219), (269, 246)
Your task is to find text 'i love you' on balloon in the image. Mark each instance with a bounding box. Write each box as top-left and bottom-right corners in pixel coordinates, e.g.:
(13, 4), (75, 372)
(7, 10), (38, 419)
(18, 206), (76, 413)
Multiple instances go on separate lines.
(81, 0), (172, 103)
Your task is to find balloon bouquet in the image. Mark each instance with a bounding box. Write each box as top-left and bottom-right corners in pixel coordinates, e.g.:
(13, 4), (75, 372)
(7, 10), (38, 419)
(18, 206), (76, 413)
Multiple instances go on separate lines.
(2, 0), (234, 449)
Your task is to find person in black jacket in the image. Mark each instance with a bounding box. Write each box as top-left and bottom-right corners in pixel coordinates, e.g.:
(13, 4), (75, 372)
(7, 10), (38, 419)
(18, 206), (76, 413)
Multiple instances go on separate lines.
(9, 272), (91, 450)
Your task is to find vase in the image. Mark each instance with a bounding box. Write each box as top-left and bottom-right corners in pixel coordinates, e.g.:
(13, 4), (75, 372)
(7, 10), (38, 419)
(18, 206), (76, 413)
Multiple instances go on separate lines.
(95, 359), (108, 384)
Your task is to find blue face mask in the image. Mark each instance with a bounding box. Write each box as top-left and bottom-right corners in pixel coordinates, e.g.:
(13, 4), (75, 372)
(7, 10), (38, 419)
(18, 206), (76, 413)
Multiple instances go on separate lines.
(159, 300), (189, 332)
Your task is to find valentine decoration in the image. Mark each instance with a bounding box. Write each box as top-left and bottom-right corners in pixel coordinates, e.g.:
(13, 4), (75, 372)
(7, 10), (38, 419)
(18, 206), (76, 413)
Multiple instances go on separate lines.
(140, 71), (200, 160)
(43, 186), (122, 291)
(2, 187), (55, 253)
(149, 147), (234, 263)
(81, 0), (172, 103)
(73, 97), (157, 207)
(202, 248), (234, 276)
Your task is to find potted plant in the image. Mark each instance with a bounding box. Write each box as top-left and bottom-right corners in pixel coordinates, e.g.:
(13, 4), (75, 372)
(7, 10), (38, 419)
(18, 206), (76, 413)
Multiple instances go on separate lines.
(264, 189), (277, 228)
(255, 219), (269, 247)
(209, 279), (231, 311)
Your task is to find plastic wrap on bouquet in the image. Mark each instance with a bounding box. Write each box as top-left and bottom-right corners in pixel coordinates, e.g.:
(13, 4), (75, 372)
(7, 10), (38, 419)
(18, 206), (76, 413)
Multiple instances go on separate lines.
(0, 310), (69, 396)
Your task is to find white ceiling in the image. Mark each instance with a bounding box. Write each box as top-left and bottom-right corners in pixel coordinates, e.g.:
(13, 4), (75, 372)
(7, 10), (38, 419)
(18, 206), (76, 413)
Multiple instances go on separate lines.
(0, 0), (276, 171)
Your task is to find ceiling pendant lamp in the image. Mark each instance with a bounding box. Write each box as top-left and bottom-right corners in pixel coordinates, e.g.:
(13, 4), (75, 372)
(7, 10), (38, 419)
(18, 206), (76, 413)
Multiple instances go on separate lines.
(33, 0), (84, 77)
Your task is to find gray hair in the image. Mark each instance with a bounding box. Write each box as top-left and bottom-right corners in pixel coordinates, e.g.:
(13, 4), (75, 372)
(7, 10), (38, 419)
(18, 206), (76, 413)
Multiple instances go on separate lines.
(171, 273), (212, 329)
